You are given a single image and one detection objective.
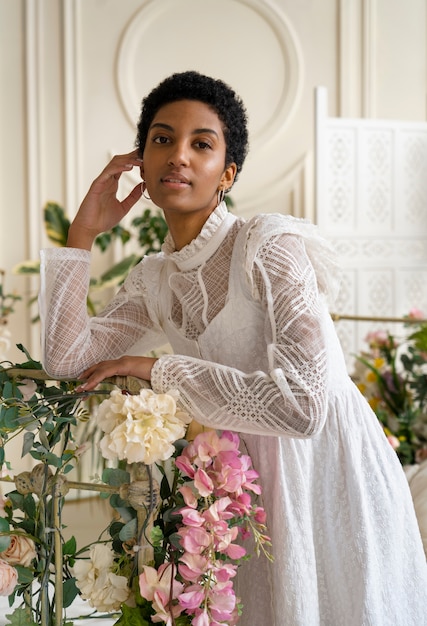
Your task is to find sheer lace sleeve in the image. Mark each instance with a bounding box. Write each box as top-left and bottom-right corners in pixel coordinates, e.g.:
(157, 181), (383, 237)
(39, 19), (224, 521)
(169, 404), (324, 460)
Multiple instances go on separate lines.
(151, 230), (332, 438)
(39, 248), (166, 378)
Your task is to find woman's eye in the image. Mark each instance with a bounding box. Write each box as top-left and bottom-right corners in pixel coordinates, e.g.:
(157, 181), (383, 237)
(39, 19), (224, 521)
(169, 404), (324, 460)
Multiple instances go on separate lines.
(153, 136), (170, 144)
(195, 141), (212, 150)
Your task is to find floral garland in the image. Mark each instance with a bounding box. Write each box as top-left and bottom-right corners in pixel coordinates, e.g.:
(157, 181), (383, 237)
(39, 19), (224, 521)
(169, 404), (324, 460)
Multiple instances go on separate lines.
(352, 309), (427, 465)
(0, 347), (271, 625)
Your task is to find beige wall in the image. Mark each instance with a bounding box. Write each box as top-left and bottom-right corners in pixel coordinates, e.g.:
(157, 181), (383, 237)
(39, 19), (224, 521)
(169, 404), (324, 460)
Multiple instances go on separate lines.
(1, 0), (426, 362)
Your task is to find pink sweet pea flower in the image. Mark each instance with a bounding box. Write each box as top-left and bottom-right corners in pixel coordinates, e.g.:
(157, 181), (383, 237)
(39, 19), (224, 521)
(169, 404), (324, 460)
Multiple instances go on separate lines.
(208, 581), (237, 622)
(194, 468), (214, 497)
(178, 553), (208, 582)
(139, 562), (183, 605)
(178, 585), (205, 610)
(180, 507), (205, 527)
(254, 506), (267, 524)
(213, 562), (238, 582)
(175, 454), (195, 479)
(179, 526), (211, 554)
(220, 430), (240, 448)
(226, 492), (252, 516)
(408, 307), (424, 320)
(192, 610), (210, 626)
(202, 497), (234, 524)
(179, 485), (198, 508)
(225, 542), (247, 560)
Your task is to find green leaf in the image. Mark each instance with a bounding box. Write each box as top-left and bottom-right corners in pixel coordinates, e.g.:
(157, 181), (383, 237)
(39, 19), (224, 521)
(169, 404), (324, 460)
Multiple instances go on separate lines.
(102, 467), (130, 487)
(44, 202), (70, 246)
(63, 577), (79, 608)
(0, 516), (11, 551)
(13, 260), (41, 275)
(119, 518), (137, 542)
(95, 225), (132, 252)
(38, 426), (50, 450)
(7, 492), (25, 510)
(1, 406), (20, 432)
(22, 432), (35, 457)
(5, 606), (37, 626)
(92, 254), (140, 290)
(409, 326), (427, 352)
(63, 536), (77, 556)
(113, 602), (154, 625)
(160, 474), (171, 500)
(23, 494), (37, 519)
(1, 380), (15, 400)
(15, 564), (35, 584)
(15, 345), (43, 369)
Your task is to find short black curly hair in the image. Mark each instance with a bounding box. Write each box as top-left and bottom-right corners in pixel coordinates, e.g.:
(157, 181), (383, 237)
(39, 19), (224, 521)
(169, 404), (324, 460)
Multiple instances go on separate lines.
(135, 71), (249, 181)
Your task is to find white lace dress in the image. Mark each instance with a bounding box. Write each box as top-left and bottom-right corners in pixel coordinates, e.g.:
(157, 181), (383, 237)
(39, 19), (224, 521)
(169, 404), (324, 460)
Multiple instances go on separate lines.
(39, 203), (427, 626)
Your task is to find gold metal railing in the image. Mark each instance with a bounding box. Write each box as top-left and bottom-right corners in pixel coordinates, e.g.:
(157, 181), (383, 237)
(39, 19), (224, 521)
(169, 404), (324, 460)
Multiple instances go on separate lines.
(331, 313), (427, 324)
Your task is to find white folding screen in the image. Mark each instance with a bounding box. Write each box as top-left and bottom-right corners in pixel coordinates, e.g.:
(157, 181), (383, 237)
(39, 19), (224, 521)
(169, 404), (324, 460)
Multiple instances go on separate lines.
(315, 86), (427, 369)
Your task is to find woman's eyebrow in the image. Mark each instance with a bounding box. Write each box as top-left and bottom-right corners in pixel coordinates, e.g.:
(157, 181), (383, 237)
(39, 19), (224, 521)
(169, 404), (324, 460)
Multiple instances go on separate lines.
(149, 122), (219, 138)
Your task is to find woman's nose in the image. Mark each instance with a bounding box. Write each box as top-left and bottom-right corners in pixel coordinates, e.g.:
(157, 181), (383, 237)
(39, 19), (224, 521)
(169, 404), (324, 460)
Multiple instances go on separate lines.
(168, 141), (190, 166)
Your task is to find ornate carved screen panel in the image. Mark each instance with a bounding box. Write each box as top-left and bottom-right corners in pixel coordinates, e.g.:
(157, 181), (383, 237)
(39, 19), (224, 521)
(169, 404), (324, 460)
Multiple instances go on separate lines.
(315, 87), (427, 369)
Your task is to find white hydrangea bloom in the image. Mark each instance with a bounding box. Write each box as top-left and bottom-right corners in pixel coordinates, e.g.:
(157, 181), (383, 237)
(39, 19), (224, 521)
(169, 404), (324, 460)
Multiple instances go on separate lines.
(96, 388), (191, 464)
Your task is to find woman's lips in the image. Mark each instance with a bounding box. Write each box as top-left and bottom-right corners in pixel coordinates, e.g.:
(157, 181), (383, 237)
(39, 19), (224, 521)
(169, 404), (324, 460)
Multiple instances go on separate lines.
(161, 176), (191, 189)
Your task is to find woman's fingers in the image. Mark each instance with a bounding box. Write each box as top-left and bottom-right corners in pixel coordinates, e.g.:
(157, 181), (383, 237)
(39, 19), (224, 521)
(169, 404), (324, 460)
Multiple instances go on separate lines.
(94, 153), (142, 189)
(121, 182), (144, 213)
(76, 356), (157, 391)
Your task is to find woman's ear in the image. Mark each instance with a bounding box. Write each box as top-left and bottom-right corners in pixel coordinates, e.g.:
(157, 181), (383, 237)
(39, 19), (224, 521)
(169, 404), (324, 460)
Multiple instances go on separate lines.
(221, 162), (237, 191)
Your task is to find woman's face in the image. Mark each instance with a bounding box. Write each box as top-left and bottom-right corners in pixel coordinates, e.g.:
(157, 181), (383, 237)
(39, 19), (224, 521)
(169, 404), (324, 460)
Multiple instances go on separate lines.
(141, 99), (236, 219)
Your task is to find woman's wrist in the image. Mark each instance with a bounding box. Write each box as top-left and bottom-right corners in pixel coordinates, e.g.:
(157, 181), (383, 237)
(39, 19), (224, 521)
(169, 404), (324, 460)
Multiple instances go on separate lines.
(66, 223), (96, 250)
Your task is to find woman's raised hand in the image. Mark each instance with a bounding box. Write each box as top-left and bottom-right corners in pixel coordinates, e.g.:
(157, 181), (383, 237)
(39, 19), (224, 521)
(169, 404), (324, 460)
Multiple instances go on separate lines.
(76, 355), (158, 391)
(67, 151), (144, 250)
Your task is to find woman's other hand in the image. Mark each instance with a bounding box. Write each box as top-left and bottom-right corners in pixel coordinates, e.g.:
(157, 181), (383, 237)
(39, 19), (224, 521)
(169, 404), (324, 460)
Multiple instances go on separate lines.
(76, 355), (157, 391)
(67, 151), (144, 250)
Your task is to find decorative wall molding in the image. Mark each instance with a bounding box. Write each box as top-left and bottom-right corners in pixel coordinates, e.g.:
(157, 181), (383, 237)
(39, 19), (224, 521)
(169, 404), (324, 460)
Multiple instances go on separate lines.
(24, 0), (42, 261)
(338, 0), (359, 116)
(62, 0), (80, 214)
(362, 0), (377, 117)
(338, 0), (378, 118)
(24, 0), (44, 355)
(115, 0), (304, 149)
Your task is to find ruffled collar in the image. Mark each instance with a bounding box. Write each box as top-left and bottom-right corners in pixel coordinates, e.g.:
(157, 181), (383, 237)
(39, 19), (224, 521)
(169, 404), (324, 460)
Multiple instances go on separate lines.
(161, 202), (238, 271)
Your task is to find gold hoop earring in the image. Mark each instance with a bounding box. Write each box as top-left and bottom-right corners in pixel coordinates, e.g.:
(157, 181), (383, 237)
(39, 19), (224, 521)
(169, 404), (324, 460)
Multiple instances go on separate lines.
(217, 188), (225, 205)
(141, 181), (151, 201)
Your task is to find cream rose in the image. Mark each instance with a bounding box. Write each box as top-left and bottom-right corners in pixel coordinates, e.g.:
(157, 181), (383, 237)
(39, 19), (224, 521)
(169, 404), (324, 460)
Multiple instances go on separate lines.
(0, 559), (18, 596)
(73, 543), (130, 612)
(0, 534), (37, 567)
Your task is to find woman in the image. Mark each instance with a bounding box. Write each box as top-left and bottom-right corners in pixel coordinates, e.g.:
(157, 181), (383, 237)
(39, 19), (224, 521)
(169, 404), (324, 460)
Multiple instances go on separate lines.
(39, 71), (427, 625)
